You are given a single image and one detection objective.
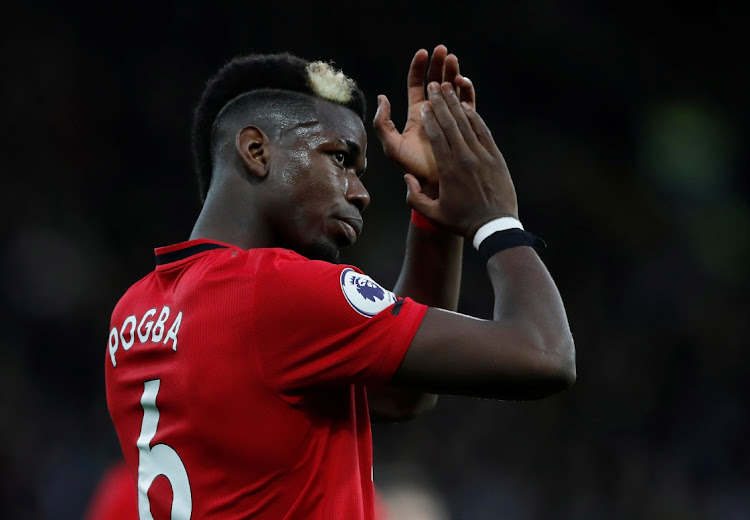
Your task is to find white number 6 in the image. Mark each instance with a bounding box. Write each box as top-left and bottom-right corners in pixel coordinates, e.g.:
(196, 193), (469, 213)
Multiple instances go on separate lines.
(138, 379), (192, 519)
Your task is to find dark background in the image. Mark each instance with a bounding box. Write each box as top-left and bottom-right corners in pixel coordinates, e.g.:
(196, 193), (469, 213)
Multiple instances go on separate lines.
(2, 1), (748, 518)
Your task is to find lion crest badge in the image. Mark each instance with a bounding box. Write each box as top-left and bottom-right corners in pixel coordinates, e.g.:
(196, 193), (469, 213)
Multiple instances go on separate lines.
(340, 268), (397, 317)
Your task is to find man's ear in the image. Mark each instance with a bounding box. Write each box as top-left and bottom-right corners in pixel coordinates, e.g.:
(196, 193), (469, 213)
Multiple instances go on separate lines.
(236, 126), (271, 179)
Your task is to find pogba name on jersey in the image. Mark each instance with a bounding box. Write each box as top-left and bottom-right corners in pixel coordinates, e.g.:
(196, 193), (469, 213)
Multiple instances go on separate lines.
(108, 305), (183, 367)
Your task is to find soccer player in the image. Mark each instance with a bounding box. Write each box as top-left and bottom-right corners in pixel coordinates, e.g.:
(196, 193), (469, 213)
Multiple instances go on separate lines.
(105, 45), (575, 519)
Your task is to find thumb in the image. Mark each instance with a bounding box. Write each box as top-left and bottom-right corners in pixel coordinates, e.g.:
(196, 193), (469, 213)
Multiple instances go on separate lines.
(373, 95), (399, 149)
(404, 174), (439, 219)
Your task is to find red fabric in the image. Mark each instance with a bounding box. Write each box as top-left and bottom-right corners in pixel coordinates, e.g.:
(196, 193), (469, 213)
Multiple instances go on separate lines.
(84, 461), (392, 520)
(105, 240), (426, 519)
(84, 462), (137, 520)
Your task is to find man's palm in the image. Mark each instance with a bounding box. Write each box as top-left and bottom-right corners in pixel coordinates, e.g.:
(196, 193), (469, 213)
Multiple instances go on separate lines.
(374, 46), (476, 189)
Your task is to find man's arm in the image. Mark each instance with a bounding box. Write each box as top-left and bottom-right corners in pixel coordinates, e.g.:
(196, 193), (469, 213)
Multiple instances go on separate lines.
(366, 225), (462, 421)
(367, 46), (470, 421)
(391, 81), (575, 399)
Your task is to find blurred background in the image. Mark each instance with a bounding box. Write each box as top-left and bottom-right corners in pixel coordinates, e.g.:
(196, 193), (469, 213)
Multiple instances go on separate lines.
(1, 1), (748, 518)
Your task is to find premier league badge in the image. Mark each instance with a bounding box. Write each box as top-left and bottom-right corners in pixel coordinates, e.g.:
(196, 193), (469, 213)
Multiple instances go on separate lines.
(340, 268), (397, 317)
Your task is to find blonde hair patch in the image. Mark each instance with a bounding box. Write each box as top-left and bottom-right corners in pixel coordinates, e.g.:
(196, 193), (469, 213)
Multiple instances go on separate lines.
(306, 61), (356, 104)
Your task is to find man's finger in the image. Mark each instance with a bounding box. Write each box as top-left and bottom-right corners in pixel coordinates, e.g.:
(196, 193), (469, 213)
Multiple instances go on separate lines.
(427, 82), (469, 155)
(404, 174), (440, 221)
(439, 82), (481, 154)
(457, 76), (476, 110)
(426, 44), (448, 85)
(462, 103), (501, 157)
(373, 95), (401, 156)
(407, 49), (429, 107)
(444, 54), (459, 88)
(421, 98), (453, 164)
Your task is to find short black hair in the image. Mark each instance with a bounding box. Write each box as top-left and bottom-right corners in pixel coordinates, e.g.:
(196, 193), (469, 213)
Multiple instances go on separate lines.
(191, 53), (366, 202)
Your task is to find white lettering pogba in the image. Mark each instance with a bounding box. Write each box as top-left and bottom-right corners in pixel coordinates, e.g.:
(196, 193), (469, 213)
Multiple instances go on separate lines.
(108, 305), (183, 367)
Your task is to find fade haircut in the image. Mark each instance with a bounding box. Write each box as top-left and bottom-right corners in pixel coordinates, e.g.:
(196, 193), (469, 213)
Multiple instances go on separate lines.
(191, 53), (366, 202)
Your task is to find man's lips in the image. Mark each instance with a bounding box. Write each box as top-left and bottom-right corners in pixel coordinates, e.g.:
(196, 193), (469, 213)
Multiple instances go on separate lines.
(334, 216), (363, 245)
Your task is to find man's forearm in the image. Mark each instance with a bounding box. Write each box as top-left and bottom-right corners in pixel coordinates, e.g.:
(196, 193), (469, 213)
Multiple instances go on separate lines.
(368, 222), (462, 422)
(393, 223), (463, 310)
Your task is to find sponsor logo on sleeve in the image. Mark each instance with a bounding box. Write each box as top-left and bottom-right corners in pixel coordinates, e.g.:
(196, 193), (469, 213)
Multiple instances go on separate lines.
(340, 268), (397, 318)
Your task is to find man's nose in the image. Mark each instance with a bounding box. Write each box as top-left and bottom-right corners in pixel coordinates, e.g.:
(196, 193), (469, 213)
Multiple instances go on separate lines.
(345, 173), (370, 212)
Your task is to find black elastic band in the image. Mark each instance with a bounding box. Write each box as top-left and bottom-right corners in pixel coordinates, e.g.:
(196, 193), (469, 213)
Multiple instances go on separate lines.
(478, 229), (547, 263)
(156, 243), (228, 265)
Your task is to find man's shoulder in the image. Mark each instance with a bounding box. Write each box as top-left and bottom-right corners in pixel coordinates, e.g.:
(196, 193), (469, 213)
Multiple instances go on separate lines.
(110, 246), (359, 316)
(250, 248), (362, 277)
(251, 247), (308, 264)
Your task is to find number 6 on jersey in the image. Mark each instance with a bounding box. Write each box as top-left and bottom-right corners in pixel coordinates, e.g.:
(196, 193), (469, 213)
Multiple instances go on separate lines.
(138, 379), (192, 519)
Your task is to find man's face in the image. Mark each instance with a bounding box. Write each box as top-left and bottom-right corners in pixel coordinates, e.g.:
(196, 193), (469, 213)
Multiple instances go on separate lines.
(266, 100), (370, 263)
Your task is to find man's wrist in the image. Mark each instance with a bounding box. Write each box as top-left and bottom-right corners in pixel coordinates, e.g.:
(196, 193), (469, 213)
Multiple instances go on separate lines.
(411, 209), (439, 231)
(473, 217), (547, 262)
(472, 217), (524, 249)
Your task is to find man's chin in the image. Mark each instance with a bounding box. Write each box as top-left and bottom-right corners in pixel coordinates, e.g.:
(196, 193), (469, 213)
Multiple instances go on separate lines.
(299, 241), (342, 264)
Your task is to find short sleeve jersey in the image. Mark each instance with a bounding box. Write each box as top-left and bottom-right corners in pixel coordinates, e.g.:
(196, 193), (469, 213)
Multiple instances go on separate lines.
(105, 239), (427, 519)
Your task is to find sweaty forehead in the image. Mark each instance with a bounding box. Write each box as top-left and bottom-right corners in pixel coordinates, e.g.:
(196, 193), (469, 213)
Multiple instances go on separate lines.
(283, 99), (366, 147)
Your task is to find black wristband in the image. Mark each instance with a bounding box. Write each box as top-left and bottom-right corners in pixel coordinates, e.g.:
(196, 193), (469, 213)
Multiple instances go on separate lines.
(478, 229), (547, 263)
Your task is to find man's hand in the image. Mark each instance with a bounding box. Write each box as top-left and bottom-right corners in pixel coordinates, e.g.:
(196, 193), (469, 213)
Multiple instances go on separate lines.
(405, 82), (519, 239)
(373, 45), (476, 194)
(391, 82), (576, 400)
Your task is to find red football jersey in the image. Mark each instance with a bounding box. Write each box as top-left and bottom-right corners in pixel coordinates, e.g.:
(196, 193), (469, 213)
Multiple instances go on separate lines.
(105, 239), (426, 519)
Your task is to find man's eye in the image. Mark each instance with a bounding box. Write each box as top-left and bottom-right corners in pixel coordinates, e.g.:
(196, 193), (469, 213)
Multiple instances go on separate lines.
(332, 151), (347, 165)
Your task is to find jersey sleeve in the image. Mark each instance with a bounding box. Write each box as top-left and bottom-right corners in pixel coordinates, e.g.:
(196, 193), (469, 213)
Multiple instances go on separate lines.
(251, 252), (427, 399)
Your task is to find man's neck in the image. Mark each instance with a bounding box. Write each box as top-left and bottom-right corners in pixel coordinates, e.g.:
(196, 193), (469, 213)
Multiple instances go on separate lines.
(189, 182), (270, 250)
